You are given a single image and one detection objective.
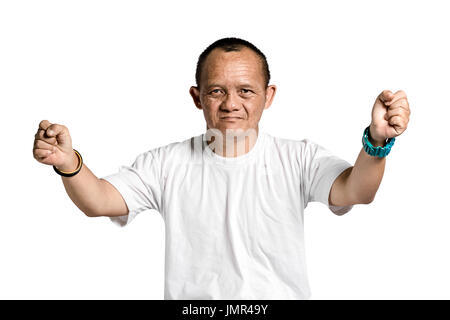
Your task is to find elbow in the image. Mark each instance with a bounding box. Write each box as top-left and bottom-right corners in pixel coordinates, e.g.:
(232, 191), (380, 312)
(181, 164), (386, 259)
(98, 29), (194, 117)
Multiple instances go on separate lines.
(84, 211), (95, 218)
(360, 195), (375, 205)
(351, 189), (376, 205)
(83, 209), (101, 218)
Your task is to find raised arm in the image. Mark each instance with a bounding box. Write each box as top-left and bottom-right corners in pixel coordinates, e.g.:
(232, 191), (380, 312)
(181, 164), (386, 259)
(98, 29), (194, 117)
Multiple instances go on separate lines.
(33, 120), (129, 217)
(329, 90), (411, 208)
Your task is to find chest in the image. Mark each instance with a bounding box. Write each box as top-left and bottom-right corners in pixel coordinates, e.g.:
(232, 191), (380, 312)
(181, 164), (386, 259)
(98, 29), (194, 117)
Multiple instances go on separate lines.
(163, 161), (303, 223)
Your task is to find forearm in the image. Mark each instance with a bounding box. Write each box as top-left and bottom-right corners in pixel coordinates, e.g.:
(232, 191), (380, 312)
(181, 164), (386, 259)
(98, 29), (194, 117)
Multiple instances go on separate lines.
(344, 89), (410, 204)
(57, 151), (106, 217)
(347, 139), (386, 204)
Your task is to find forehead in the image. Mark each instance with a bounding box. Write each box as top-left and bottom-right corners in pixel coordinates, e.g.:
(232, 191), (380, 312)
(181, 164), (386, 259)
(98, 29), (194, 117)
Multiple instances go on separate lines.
(201, 47), (264, 86)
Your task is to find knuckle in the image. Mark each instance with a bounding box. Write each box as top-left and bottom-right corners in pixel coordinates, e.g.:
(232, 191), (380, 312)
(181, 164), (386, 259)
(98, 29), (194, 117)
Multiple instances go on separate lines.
(51, 123), (67, 133)
(397, 108), (406, 115)
(390, 115), (399, 122)
(35, 140), (45, 148)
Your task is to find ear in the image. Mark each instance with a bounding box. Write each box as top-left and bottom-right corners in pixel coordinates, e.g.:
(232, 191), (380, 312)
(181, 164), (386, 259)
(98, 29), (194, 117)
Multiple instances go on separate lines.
(189, 86), (203, 110)
(263, 85), (277, 110)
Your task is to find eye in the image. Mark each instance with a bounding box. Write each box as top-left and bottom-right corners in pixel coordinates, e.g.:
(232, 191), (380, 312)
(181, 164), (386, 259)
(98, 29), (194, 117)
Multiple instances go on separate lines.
(241, 89), (253, 94)
(210, 89), (223, 95)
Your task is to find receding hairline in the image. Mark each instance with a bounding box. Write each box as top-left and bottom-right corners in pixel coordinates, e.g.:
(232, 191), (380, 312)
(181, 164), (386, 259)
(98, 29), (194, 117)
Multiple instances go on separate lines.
(195, 37), (271, 88)
(198, 46), (268, 88)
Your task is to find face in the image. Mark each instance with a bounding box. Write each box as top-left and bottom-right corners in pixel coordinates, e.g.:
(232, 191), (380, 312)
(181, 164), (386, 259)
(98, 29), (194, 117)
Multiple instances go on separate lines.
(189, 47), (276, 136)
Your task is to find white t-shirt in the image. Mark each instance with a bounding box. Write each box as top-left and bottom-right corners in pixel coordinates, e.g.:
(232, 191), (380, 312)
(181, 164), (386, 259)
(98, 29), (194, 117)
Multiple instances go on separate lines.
(101, 131), (353, 299)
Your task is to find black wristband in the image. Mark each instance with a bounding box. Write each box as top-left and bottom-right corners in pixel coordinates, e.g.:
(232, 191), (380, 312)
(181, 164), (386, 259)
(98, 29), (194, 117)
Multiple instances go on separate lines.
(53, 149), (83, 177)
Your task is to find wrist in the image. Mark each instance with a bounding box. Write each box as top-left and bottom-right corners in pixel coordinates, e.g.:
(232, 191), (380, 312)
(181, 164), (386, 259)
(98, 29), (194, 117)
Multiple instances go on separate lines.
(55, 150), (79, 172)
(362, 125), (395, 158)
(368, 125), (386, 147)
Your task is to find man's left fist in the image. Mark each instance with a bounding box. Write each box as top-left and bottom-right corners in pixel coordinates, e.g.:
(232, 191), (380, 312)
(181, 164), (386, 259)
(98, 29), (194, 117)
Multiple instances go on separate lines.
(370, 89), (411, 144)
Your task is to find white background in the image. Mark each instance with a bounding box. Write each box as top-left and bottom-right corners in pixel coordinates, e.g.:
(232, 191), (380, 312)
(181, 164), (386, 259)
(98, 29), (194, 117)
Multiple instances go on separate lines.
(1, 0), (449, 299)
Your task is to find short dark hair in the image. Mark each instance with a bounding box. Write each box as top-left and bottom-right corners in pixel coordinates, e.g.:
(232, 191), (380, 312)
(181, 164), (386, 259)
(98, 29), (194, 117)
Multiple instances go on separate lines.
(195, 37), (270, 88)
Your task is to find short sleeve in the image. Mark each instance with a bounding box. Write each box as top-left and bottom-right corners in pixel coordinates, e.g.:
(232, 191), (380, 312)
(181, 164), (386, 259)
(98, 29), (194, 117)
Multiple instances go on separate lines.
(302, 139), (354, 215)
(100, 150), (162, 227)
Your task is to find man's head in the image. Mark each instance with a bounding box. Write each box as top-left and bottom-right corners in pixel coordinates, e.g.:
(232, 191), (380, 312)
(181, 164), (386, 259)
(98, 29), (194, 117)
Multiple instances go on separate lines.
(190, 37), (276, 135)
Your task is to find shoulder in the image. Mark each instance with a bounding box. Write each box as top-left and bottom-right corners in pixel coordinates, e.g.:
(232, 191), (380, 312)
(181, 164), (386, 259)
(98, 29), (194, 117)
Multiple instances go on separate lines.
(263, 133), (334, 167)
(134, 134), (201, 167)
(263, 132), (313, 155)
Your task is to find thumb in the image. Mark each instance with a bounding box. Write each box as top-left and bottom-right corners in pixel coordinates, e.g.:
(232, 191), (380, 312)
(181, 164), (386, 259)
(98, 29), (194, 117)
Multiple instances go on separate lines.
(378, 89), (394, 104)
(46, 124), (71, 146)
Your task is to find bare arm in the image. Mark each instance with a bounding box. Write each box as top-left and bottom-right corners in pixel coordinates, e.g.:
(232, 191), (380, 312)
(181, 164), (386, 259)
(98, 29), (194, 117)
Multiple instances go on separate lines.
(329, 90), (411, 209)
(329, 135), (386, 208)
(57, 151), (129, 217)
(34, 120), (129, 218)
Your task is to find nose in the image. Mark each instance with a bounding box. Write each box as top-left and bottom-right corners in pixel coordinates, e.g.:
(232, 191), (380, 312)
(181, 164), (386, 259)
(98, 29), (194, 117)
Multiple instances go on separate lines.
(220, 92), (240, 112)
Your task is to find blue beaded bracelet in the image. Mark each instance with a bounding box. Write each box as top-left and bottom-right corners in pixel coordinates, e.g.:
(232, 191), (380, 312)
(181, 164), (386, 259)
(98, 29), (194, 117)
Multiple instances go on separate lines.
(362, 126), (395, 158)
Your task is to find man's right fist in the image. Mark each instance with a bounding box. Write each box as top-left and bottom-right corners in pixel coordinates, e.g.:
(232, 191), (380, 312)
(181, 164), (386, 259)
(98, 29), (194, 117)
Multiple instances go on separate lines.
(33, 120), (77, 171)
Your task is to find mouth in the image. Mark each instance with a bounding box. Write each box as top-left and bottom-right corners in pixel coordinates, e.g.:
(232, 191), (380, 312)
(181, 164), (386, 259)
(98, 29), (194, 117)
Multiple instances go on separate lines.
(220, 116), (243, 120)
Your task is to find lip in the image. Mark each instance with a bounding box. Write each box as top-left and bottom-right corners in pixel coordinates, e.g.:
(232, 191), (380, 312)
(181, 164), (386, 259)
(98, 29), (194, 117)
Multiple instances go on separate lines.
(220, 116), (243, 120)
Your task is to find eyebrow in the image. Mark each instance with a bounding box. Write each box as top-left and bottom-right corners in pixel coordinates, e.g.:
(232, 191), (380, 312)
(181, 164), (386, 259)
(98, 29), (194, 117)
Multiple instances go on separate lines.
(206, 83), (257, 89)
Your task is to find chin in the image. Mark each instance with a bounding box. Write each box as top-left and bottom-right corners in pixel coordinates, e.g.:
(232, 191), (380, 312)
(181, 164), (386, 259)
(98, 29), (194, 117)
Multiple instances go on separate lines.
(208, 120), (255, 134)
(219, 125), (258, 139)
(218, 122), (247, 131)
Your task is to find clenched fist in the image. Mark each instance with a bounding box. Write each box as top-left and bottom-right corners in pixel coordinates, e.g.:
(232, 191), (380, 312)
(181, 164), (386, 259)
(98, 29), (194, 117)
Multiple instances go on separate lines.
(33, 120), (78, 171)
(370, 90), (411, 143)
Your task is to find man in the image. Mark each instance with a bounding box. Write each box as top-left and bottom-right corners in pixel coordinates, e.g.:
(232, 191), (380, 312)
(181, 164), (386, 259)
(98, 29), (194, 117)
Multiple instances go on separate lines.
(32, 37), (411, 299)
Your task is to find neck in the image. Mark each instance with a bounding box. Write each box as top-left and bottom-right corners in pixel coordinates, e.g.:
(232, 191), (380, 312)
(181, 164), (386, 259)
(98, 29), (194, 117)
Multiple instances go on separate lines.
(205, 127), (259, 158)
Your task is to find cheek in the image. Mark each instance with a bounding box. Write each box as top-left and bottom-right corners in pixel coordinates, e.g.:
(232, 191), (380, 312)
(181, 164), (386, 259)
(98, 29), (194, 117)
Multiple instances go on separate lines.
(201, 100), (221, 119)
(204, 99), (222, 112)
(245, 100), (265, 118)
